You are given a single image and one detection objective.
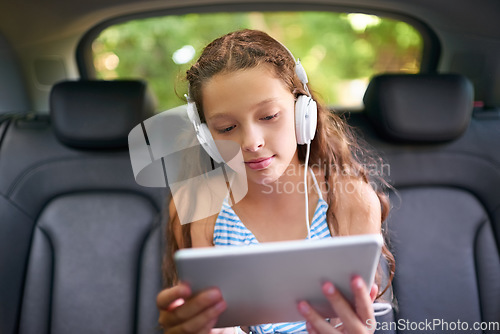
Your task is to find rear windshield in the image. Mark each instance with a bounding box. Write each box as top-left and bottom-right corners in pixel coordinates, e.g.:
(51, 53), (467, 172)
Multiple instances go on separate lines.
(92, 12), (423, 111)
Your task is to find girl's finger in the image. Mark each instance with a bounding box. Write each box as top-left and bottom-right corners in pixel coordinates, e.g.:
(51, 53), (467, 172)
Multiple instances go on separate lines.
(306, 321), (320, 334)
(157, 284), (192, 309)
(298, 301), (341, 334)
(330, 318), (344, 330)
(322, 282), (367, 334)
(351, 277), (375, 324)
(168, 300), (226, 334)
(160, 288), (224, 329)
(369, 283), (378, 303)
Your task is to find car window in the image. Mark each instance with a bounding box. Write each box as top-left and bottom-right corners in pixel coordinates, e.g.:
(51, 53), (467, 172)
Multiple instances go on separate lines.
(91, 12), (423, 111)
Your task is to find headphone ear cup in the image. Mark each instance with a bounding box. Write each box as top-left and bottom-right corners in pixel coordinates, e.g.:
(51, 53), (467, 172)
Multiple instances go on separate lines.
(186, 101), (224, 163)
(198, 123), (224, 163)
(186, 101), (201, 125)
(295, 95), (318, 144)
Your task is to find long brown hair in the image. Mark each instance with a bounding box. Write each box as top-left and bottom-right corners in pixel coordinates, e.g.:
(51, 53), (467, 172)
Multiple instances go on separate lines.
(164, 29), (395, 298)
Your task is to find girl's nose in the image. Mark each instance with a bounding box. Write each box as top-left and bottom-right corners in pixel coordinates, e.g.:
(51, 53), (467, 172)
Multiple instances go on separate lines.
(241, 126), (264, 152)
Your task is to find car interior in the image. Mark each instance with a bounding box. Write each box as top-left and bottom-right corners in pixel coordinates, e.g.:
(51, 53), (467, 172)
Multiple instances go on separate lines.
(1, 1), (499, 334)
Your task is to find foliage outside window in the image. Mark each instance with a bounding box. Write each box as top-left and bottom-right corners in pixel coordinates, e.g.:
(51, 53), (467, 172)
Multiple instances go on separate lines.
(92, 12), (422, 111)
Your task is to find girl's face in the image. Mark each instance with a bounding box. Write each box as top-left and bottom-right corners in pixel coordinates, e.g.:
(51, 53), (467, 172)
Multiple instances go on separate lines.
(202, 65), (298, 186)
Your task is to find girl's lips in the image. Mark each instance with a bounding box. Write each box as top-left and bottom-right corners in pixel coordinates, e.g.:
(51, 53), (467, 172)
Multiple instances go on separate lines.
(245, 156), (274, 170)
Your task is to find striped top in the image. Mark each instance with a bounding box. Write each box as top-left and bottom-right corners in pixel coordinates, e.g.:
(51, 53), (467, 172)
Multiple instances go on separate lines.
(213, 170), (331, 333)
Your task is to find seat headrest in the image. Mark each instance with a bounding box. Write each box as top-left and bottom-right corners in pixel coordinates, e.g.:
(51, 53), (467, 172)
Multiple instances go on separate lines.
(50, 80), (156, 149)
(363, 74), (474, 143)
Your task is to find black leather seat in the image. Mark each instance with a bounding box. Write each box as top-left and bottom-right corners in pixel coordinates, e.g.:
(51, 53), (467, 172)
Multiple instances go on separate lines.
(359, 74), (500, 332)
(0, 80), (166, 334)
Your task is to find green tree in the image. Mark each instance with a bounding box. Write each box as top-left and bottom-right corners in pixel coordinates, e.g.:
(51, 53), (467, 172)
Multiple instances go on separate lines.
(93, 11), (422, 111)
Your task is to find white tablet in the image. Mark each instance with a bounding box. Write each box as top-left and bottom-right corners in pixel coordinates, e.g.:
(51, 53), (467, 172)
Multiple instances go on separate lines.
(174, 234), (382, 328)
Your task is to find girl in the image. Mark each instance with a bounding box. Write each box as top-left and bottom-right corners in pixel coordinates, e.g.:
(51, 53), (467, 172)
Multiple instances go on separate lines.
(157, 29), (394, 333)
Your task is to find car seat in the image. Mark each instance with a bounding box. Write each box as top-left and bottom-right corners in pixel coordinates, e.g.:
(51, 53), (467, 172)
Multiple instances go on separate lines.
(0, 80), (166, 334)
(357, 74), (500, 332)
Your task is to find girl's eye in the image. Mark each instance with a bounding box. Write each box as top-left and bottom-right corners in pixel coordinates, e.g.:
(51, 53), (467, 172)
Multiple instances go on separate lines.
(261, 113), (279, 121)
(217, 125), (236, 134)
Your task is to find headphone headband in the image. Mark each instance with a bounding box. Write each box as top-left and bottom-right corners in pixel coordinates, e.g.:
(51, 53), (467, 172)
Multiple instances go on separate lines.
(279, 43), (310, 94)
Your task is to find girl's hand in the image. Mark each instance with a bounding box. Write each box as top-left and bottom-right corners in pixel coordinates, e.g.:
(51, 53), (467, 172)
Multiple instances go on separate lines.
(157, 283), (227, 334)
(297, 277), (378, 334)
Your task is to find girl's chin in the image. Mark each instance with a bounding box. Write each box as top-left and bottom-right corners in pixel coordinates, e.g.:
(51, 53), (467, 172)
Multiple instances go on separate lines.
(252, 175), (279, 186)
(248, 167), (285, 186)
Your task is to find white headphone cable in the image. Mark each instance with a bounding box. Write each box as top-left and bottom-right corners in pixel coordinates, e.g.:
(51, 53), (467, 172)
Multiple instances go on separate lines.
(303, 138), (393, 317)
(304, 142), (311, 240)
(333, 303), (392, 329)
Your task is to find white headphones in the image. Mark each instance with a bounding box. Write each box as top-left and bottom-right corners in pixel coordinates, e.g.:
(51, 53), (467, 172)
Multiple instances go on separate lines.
(186, 48), (317, 164)
(186, 98), (225, 163)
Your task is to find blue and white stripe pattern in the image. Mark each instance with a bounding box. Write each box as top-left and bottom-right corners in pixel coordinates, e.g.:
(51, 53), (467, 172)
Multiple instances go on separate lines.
(213, 172), (331, 333)
(250, 320), (310, 334)
(213, 196), (330, 246)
